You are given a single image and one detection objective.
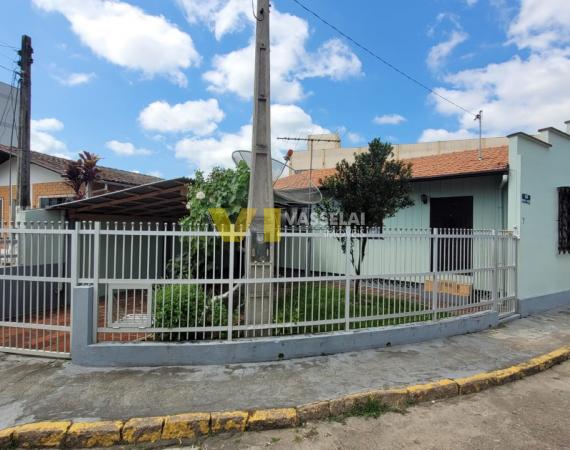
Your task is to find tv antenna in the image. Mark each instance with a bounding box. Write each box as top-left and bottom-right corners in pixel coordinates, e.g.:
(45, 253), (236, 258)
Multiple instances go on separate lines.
(475, 110), (483, 160)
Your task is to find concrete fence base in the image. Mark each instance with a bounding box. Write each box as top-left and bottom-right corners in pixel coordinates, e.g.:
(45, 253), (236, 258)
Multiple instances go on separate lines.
(71, 286), (499, 367)
(518, 290), (570, 317)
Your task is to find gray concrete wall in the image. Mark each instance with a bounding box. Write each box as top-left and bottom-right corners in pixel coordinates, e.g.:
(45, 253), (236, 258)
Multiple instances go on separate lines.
(72, 285), (499, 367)
(518, 289), (570, 317)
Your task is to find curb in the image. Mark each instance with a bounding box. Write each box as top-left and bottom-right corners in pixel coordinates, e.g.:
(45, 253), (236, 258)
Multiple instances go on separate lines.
(2, 346), (569, 448)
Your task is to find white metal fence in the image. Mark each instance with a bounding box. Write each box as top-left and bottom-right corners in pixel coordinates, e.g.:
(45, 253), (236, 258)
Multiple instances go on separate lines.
(0, 222), (518, 355)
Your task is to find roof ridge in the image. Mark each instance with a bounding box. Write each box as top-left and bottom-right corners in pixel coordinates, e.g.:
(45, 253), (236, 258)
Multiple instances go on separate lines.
(0, 145), (163, 184)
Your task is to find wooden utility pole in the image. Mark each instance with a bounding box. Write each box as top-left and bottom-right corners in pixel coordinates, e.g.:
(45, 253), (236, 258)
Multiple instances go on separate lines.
(17, 35), (32, 210)
(245, 0), (274, 335)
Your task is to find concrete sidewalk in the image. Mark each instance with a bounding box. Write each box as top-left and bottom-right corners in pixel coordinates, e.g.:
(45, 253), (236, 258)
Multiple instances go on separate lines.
(1, 308), (569, 429)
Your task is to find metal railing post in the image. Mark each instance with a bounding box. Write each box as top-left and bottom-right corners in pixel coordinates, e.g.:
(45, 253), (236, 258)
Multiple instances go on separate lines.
(227, 224), (235, 341)
(432, 228), (439, 321)
(92, 221), (100, 342)
(344, 226), (351, 331)
(514, 234), (519, 313)
(491, 229), (498, 312)
(69, 222), (80, 348)
(70, 223), (79, 288)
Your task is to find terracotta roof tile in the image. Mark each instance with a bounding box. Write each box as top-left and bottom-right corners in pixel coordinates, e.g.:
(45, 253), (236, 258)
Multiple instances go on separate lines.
(0, 145), (162, 186)
(274, 146), (508, 191)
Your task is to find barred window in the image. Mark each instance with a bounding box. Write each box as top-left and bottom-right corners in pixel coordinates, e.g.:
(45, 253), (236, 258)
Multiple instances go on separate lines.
(559, 187), (570, 254)
(39, 196), (74, 209)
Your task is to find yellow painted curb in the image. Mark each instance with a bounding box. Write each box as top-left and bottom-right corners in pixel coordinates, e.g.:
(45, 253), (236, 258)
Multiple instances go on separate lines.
(407, 379), (458, 403)
(65, 421), (123, 448)
(162, 412), (210, 441)
(1, 345), (569, 449)
(12, 420), (71, 448)
(247, 408), (298, 431)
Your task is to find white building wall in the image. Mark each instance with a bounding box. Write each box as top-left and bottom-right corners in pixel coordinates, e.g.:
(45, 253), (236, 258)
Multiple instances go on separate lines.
(508, 130), (570, 300)
(0, 161), (62, 185)
(0, 81), (19, 147)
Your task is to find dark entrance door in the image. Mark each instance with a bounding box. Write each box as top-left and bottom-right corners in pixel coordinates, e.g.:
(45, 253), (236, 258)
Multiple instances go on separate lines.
(430, 196), (473, 271)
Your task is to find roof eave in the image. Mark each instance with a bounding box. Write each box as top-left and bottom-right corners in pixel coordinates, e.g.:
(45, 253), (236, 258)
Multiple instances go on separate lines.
(537, 127), (570, 140)
(410, 168), (508, 183)
(507, 132), (552, 148)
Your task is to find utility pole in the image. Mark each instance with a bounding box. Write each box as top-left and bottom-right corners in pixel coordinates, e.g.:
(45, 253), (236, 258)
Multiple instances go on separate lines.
(17, 35), (32, 210)
(246, 0), (274, 336)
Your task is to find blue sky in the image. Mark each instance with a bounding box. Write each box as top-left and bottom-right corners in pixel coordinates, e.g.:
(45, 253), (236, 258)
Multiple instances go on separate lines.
(0, 0), (568, 178)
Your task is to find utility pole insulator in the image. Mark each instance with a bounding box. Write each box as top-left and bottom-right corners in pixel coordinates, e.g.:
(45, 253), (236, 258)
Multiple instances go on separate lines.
(17, 34), (32, 210)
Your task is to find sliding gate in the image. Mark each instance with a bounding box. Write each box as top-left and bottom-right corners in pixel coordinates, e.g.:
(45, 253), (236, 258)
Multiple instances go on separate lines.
(0, 223), (73, 357)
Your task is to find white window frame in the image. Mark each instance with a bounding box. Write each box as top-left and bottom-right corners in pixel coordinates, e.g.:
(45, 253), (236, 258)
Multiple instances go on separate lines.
(37, 195), (75, 209)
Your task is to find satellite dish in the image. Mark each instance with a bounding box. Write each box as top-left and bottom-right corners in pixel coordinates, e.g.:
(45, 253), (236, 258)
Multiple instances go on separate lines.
(232, 150), (323, 205)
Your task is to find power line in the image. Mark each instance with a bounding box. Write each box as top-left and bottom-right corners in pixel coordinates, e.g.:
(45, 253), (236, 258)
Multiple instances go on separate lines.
(289, 0), (478, 117)
(0, 42), (17, 49)
(0, 63), (18, 74)
(0, 50), (17, 61)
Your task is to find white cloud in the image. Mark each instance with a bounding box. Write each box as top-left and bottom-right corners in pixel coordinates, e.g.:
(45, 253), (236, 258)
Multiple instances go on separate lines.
(299, 39), (362, 81)
(33, 0), (200, 86)
(508, 0), (570, 51)
(53, 72), (95, 86)
(465, 0), (478, 6)
(346, 132), (363, 144)
(178, 0), (250, 40)
(31, 118), (72, 158)
(427, 30), (468, 71)
(32, 118), (64, 132)
(105, 140), (151, 156)
(426, 13), (468, 71)
(420, 0), (570, 140)
(419, 128), (476, 142)
(174, 104), (328, 173)
(138, 99), (225, 135)
(200, 4), (361, 102)
(373, 114), (406, 125)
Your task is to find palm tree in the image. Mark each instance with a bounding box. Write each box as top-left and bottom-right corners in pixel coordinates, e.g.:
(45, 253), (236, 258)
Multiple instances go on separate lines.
(63, 151), (101, 199)
(79, 151), (101, 198)
(63, 159), (84, 199)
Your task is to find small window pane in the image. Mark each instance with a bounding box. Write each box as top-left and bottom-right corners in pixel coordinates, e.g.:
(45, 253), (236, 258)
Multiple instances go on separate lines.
(39, 197), (74, 209)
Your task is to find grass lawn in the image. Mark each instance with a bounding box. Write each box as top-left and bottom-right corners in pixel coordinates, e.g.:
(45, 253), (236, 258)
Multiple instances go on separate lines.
(272, 282), (433, 335)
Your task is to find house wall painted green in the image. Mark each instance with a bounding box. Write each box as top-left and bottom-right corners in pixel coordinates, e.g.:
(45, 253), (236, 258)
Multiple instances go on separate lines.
(508, 129), (570, 300)
(280, 174), (507, 291)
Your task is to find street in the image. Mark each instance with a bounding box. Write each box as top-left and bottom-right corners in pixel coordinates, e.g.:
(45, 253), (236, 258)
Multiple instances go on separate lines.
(200, 360), (570, 450)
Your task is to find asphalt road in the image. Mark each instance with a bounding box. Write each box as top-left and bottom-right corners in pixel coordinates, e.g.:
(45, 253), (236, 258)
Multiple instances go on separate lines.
(200, 360), (570, 450)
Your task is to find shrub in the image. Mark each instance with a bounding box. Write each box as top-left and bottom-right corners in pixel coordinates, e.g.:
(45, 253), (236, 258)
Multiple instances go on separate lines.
(153, 285), (227, 339)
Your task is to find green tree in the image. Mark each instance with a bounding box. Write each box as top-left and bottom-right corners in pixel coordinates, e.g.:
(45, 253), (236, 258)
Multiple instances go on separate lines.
(181, 161), (250, 227)
(173, 162), (250, 282)
(319, 138), (414, 285)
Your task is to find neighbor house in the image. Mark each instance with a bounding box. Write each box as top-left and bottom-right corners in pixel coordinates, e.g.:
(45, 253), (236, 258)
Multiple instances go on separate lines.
(0, 144), (161, 224)
(0, 81), (19, 148)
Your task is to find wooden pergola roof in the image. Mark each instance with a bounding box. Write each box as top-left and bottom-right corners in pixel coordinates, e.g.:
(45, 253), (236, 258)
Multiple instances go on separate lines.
(49, 178), (190, 222)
